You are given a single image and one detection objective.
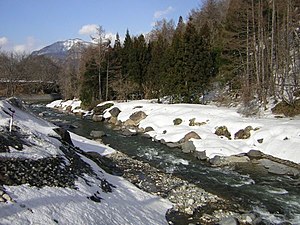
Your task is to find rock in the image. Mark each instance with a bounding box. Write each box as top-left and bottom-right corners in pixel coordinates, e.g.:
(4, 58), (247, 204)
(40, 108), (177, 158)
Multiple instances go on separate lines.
(124, 119), (137, 127)
(234, 126), (253, 139)
(173, 118), (183, 125)
(257, 138), (264, 144)
(92, 114), (104, 122)
(108, 116), (118, 125)
(88, 195), (101, 203)
(180, 131), (201, 143)
(210, 156), (223, 166)
(193, 151), (207, 160)
(189, 118), (207, 126)
(184, 207), (194, 215)
(215, 126), (231, 140)
(93, 103), (114, 115)
(121, 129), (137, 137)
(66, 105), (72, 112)
(258, 159), (300, 176)
(218, 216), (239, 225)
(90, 130), (106, 138)
(166, 142), (180, 148)
(181, 141), (196, 153)
(225, 155), (250, 164)
(187, 198), (195, 205)
(109, 107), (121, 118)
(2, 193), (12, 202)
(144, 126), (154, 132)
(189, 118), (196, 126)
(53, 127), (74, 146)
(247, 150), (264, 158)
(129, 111), (147, 124)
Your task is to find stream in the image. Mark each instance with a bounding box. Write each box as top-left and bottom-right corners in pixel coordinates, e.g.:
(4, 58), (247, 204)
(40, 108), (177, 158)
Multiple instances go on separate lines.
(29, 104), (300, 225)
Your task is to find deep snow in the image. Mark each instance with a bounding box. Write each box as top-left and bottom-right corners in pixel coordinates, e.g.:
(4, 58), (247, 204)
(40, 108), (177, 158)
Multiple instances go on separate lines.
(0, 99), (171, 225)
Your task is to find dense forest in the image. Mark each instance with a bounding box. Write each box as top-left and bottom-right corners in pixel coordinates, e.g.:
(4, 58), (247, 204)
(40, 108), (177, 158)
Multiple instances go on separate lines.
(1, 0), (299, 110)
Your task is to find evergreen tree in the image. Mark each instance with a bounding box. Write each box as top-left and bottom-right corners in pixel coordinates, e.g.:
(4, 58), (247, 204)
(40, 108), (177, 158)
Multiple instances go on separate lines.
(79, 56), (99, 108)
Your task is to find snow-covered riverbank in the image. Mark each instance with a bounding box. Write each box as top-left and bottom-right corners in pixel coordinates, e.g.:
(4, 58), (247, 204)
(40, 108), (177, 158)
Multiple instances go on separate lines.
(0, 98), (171, 225)
(48, 99), (300, 165)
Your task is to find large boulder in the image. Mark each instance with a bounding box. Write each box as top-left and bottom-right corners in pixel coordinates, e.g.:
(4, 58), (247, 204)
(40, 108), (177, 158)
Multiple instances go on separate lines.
(247, 149), (264, 158)
(258, 159), (300, 176)
(180, 131), (201, 143)
(215, 126), (231, 140)
(109, 107), (121, 118)
(129, 111), (147, 124)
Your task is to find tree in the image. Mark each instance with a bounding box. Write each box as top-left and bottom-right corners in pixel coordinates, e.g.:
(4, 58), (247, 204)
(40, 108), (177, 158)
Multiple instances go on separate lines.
(90, 25), (107, 101)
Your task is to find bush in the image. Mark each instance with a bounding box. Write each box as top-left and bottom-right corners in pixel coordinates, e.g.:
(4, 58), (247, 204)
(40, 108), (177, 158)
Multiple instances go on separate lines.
(272, 100), (300, 117)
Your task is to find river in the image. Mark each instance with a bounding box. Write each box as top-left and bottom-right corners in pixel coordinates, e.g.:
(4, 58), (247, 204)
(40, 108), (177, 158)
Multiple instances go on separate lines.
(29, 103), (300, 225)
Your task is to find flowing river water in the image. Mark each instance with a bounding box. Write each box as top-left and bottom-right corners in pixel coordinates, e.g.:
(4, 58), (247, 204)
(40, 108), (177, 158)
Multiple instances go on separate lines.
(29, 104), (300, 225)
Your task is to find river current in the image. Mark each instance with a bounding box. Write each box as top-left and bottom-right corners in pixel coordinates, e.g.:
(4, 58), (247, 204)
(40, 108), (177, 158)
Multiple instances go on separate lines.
(30, 104), (300, 225)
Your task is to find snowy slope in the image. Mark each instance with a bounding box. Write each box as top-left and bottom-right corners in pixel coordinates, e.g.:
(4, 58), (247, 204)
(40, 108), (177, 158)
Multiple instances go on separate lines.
(0, 99), (171, 225)
(31, 38), (91, 59)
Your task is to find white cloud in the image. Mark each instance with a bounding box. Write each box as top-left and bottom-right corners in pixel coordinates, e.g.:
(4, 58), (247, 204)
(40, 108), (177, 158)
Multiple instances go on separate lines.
(79, 24), (99, 35)
(154, 6), (174, 19)
(13, 36), (40, 53)
(0, 37), (8, 46)
(13, 44), (26, 53)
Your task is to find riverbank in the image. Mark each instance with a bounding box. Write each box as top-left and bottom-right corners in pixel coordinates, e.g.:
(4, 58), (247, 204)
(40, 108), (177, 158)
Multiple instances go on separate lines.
(0, 98), (171, 225)
(48, 99), (300, 169)
(44, 98), (300, 224)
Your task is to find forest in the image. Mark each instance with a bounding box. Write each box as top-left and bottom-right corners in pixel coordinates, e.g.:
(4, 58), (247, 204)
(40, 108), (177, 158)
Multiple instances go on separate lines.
(1, 0), (299, 110)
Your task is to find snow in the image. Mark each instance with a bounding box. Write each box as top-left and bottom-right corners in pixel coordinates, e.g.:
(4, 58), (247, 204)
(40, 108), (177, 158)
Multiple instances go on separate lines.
(101, 100), (300, 164)
(47, 99), (300, 164)
(0, 99), (172, 225)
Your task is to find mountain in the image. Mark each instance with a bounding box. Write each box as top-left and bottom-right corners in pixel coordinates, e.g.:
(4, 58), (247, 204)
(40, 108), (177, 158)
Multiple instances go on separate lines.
(31, 38), (92, 61)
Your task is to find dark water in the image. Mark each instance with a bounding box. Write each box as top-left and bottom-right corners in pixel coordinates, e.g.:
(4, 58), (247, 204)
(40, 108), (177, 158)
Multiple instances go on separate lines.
(30, 104), (300, 224)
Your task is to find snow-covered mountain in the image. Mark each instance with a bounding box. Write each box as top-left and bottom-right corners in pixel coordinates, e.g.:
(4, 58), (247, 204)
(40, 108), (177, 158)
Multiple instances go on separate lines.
(31, 38), (92, 61)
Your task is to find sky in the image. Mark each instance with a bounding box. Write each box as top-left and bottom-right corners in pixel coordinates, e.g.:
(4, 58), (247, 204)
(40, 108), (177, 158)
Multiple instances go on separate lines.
(0, 0), (202, 53)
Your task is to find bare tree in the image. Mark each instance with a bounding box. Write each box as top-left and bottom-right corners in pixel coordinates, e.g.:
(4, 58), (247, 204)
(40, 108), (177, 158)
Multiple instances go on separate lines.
(90, 25), (107, 101)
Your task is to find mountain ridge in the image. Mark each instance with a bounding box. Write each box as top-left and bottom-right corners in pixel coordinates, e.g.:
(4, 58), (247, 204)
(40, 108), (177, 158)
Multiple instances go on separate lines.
(31, 38), (92, 61)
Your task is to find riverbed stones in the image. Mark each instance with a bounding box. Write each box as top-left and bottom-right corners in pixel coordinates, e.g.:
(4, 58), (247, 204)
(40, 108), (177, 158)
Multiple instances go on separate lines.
(210, 155), (250, 166)
(92, 114), (104, 122)
(258, 158), (300, 176)
(105, 151), (239, 224)
(90, 130), (106, 138)
(181, 141), (196, 153)
(193, 150), (207, 160)
(247, 149), (264, 158)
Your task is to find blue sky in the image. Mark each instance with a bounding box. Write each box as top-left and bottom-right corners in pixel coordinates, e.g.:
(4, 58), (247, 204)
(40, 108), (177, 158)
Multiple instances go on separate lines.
(0, 0), (202, 53)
